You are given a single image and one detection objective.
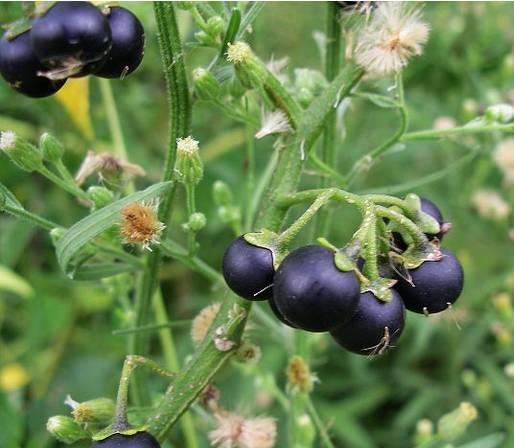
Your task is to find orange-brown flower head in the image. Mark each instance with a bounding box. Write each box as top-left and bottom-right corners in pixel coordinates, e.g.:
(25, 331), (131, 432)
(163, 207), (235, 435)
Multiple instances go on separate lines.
(120, 200), (165, 251)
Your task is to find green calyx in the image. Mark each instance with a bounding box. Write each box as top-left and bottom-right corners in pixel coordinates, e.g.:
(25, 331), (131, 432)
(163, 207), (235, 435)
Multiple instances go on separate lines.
(243, 230), (285, 269)
(92, 425), (149, 442)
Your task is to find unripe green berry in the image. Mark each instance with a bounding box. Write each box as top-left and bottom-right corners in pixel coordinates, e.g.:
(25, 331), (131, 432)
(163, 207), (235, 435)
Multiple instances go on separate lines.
(39, 132), (64, 164)
(0, 131), (43, 172)
(46, 415), (88, 444)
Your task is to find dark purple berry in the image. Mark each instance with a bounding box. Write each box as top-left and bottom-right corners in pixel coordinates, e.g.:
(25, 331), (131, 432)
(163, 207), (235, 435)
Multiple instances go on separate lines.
(94, 6), (145, 79)
(222, 236), (274, 301)
(268, 296), (298, 328)
(330, 290), (405, 355)
(30, 2), (112, 77)
(0, 31), (66, 97)
(273, 246), (360, 332)
(91, 432), (160, 448)
(395, 248), (464, 314)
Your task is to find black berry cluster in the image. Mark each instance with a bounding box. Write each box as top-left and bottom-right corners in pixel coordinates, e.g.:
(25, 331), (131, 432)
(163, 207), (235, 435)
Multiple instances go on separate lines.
(0, 2), (144, 98)
(222, 198), (464, 356)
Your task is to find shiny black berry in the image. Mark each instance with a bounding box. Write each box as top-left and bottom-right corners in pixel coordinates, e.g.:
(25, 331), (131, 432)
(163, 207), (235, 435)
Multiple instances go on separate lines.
(392, 198), (446, 250)
(91, 432), (160, 448)
(268, 296), (298, 328)
(273, 246), (360, 332)
(30, 1), (112, 77)
(395, 248), (464, 314)
(94, 6), (145, 79)
(330, 290), (406, 355)
(222, 236), (274, 301)
(0, 31), (66, 97)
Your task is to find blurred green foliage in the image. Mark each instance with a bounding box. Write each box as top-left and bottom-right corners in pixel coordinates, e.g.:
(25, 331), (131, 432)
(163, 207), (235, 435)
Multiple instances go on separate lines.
(0, 2), (513, 448)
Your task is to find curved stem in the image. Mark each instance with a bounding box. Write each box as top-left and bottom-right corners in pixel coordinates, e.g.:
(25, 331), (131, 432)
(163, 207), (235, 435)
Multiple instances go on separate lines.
(402, 122), (514, 141)
(38, 165), (90, 202)
(375, 205), (427, 247)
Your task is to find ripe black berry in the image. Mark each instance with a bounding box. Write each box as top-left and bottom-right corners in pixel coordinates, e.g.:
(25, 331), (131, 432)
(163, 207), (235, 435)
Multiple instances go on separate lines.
(395, 248), (464, 314)
(330, 290), (405, 355)
(94, 7), (145, 79)
(222, 236), (274, 301)
(268, 296), (298, 328)
(91, 432), (160, 448)
(30, 2), (112, 77)
(273, 246), (360, 332)
(0, 31), (66, 97)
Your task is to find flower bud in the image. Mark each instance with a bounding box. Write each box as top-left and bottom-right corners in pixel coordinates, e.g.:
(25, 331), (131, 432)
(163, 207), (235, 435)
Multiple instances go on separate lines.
(174, 136), (203, 185)
(46, 415), (88, 444)
(39, 133), (64, 164)
(437, 402), (478, 442)
(206, 16), (225, 36)
(193, 68), (221, 101)
(87, 186), (114, 211)
(485, 104), (514, 123)
(187, 212), (207, 231)
(69, 397), (115, 425)
(212, 180), (234, 206)
(0, 131), (43, 172)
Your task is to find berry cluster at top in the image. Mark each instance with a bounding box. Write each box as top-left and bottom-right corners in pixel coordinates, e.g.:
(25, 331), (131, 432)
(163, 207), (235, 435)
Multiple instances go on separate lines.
(223, 196), (464, 356)
(0, 1), (145, 98)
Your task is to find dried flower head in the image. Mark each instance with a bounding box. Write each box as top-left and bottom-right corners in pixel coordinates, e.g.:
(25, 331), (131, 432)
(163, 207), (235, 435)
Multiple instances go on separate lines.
(265, 56), (289, 84)
(191, 303), (221, 346)
(209, 411), (277, 448)
(494, 138), (514, 186)
(226, 42), (251, 64)
(471, 189), (511, 220)
(120, 200), (165, 251)
(255, 109), (292, 139)
(356, 2), (429, 76)
(75, 151), (146, 186)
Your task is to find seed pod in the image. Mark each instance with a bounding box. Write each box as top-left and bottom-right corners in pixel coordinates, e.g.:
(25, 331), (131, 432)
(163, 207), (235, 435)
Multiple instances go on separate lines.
(174, 136), (203, 185)
(192, 67), (221, 101)
(71, 397), (115, 425)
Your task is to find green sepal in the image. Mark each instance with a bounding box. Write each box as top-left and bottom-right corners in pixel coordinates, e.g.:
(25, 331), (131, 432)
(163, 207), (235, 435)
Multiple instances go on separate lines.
(393, 240), (442, 270)
(92, 425), (148, 442)
(404, 193), (441, 234)
(360, 278), (397, 303)
(243, 230), (284, 268)
(317, 237), (360, 273)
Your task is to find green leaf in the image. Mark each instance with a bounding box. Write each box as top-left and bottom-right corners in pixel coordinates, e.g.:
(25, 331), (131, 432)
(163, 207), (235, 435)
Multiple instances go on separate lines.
(220, 7), (241, 57)
(236, 2), (265, 40)
(456, 433), (505, 448)
(0, 181), (24, 210)
(0, 393), (23, 448)
(0, 264), (34, 298)
(72, 263), (141, 281)
(56, 182), (172, 278)
(354, 92), (399, 108)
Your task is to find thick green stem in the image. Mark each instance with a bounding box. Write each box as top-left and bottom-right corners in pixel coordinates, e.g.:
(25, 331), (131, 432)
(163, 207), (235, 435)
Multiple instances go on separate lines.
(98, 78), (129, 161)
(376, 206), (427, 247)
(314, 1), (342, 237)
(129, 2), (191, 402)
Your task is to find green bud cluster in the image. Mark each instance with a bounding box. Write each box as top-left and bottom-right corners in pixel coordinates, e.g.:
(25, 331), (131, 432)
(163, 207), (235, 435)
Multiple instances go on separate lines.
(46, 415), (88, 444)
(174, 136), (203, 185)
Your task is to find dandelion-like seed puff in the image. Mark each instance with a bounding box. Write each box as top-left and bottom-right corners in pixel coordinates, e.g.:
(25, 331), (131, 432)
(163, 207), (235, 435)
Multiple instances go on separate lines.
(120, 200), (165, 251)
(356, 2), (430, 76)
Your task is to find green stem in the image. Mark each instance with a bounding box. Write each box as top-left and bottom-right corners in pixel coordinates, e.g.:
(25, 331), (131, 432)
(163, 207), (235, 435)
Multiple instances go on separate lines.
(98, 78), (129, 161)
(308, 152), (347, 185)
(190, 5), (209, 32)
(244, 120), (256, 232)
(305, 396), (336, 448)
(375, 205), (427, 247)
(361, 206), (380, 280)
(154, 291), (199, 448)
(402, 122), (514, 141)
(344, 72), (407, 186)
(185, 183), (197, 255)
(314, 1), (342, 237)
(130, 1), (191, 403)
(38, 165), (90, 202)
(2, 203), (57, 230)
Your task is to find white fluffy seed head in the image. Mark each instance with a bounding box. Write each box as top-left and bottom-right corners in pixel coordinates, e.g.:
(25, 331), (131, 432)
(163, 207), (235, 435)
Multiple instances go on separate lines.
(255, 110), (292, 139)
(0, 131), (16, 151)
(355, 2), (430, 76)
(177, 136), (200, 155)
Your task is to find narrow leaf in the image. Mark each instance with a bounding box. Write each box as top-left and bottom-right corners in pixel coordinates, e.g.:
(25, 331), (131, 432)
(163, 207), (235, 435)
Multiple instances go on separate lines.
(220, 7), (241, 57)
(72, 263), (141, 281)
(56, 182), (172, 278)
(0, 181), (24, 210)
(237, 2), (265, 39)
